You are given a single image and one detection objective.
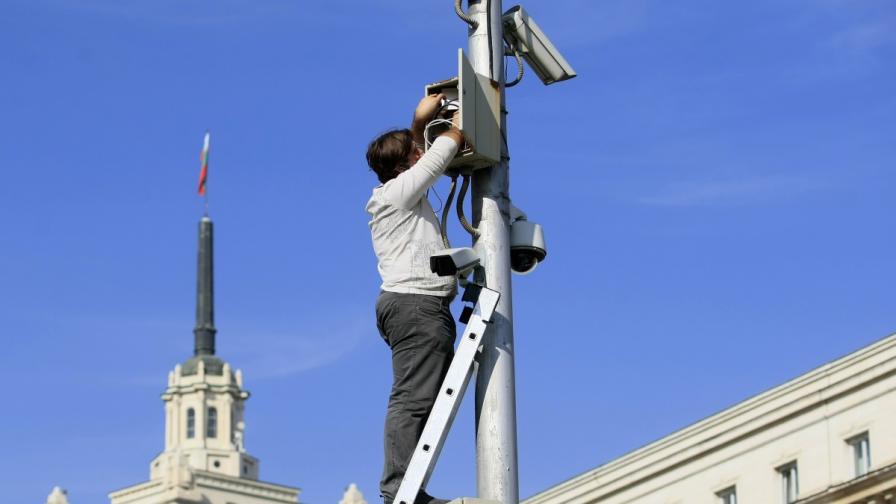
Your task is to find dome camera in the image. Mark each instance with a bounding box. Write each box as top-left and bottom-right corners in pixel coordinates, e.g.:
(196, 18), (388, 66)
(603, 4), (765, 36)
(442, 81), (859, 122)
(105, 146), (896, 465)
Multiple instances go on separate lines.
(510, 219), (546, 275)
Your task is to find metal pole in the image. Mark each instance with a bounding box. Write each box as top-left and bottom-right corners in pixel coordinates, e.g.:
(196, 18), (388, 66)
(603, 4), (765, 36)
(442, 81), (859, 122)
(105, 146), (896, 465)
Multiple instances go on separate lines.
(467, 2), (519, 504)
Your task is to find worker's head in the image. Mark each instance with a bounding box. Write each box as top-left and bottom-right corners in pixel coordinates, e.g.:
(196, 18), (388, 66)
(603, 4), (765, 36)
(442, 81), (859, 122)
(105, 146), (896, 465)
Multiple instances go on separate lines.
(366, 129), (422, 184)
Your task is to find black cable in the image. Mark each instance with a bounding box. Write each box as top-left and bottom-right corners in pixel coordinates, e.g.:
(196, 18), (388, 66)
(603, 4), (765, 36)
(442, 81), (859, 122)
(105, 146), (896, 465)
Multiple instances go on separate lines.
(456, 174), (480, 237)
(455, 0), (478, 29)
(486, 0), (495, 80)
(440, 176), (458, 248)
(505, 46), (524, 87)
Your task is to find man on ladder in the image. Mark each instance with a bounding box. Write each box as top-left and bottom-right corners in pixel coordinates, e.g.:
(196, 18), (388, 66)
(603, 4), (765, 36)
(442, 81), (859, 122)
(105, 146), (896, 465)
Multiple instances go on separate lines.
(365, 95), (462, 504)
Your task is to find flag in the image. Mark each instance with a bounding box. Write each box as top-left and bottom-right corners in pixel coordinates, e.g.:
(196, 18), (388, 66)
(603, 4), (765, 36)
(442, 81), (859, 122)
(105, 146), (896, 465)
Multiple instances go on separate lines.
(197, 132), (210, 196)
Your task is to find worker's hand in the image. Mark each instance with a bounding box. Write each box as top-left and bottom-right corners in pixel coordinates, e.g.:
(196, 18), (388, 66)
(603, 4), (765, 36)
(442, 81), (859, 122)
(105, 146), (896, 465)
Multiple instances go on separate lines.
(440, 111), (464, 146)
(413, 93), (445, 126)
(412, 93), (446, 145)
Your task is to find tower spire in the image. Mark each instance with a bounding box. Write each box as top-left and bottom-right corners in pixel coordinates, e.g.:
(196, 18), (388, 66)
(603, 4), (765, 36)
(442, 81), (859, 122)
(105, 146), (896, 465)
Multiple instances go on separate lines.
(193, 216), (216, 356)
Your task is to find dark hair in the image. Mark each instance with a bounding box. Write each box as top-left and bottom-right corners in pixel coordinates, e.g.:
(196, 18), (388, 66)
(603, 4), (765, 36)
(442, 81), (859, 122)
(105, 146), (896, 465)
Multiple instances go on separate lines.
(366, 129), (415, 184)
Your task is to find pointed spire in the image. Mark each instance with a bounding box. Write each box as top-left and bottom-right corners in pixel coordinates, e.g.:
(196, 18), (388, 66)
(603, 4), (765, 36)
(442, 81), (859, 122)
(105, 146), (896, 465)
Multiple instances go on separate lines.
(193, 216), (216, 356)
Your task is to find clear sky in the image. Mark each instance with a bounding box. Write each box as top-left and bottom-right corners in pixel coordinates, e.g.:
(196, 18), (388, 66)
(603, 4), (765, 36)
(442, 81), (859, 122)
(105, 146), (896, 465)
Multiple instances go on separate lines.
(2, 1), (894, 503)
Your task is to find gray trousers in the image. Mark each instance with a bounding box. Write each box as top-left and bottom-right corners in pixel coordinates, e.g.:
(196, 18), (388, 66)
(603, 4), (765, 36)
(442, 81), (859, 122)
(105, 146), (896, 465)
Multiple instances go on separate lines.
(376, 291), (456, 503)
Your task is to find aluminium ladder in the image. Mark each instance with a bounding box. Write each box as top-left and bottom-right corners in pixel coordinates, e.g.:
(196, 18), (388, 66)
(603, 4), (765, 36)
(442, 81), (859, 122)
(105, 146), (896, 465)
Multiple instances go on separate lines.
(393, 283), (501, 504)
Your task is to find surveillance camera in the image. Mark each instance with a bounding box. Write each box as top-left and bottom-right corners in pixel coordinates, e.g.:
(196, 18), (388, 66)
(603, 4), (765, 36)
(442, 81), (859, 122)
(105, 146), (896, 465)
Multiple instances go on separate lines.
(430, 247), (481, 277)
(510, 220), (546, 275)
(502, 5), (577, 85)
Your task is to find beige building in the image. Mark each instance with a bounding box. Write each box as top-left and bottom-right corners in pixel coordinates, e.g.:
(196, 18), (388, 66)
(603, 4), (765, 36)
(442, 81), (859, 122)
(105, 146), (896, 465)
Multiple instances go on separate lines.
(46, 216), (373, 504)
(108, 217), (300, 504)
(107, 356), (300, 504)
(525, 334), (896, 504)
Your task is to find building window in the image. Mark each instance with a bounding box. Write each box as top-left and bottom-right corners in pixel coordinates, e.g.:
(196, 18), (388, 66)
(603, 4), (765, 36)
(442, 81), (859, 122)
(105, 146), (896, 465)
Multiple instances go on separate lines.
(778, 462), (799, 504)
(717, 486), (737, 504)
(207, 407), (218, 438)
(186, 408), (195, 439)
(847, 433), (871, 477)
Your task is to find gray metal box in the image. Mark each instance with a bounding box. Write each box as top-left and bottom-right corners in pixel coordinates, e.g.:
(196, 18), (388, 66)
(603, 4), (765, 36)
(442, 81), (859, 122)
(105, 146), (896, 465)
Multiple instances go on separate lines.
(424, 49), (502, 172)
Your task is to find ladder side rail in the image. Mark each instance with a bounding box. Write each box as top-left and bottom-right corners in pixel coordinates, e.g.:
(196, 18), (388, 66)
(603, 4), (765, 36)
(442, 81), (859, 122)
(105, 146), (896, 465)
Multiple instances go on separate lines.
(394, 288), (500, 504)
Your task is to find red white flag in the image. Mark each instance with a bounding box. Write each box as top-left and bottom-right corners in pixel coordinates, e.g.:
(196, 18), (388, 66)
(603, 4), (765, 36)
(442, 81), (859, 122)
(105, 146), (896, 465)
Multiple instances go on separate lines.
(197, 132), (210, 196)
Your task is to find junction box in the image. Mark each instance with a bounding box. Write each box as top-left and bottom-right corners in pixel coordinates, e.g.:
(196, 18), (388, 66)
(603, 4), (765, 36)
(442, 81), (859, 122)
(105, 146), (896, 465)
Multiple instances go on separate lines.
(424, 49), (502, 173)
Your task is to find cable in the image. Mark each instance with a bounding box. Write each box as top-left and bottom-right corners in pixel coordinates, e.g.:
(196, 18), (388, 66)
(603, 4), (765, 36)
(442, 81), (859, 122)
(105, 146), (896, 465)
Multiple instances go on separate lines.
(429, 185), (444, 213)
(438, 99), (460, 114)
(456, 174), (480, 237)
(505, 46), (524, 87)
(423, 118), (456, 149)
(455, 0), (478, 29)
(440, 176), (458, 248)
(486, 0), (494, 80)
(435, 99), (460, 124)
(423, 98), (461, 147)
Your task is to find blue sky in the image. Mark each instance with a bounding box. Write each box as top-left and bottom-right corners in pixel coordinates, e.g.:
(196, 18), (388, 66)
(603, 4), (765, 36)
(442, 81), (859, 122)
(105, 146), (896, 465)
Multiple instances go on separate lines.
(1, 0), (894, 503)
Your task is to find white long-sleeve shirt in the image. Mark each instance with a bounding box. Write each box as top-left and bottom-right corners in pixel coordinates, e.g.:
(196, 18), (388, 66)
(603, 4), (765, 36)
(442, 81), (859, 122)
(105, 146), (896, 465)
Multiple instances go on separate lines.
(366, 136), (459, 296)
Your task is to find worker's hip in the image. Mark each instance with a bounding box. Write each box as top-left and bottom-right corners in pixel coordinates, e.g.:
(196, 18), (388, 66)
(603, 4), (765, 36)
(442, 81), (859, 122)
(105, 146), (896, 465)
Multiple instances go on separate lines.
(375, 291), (456, 351)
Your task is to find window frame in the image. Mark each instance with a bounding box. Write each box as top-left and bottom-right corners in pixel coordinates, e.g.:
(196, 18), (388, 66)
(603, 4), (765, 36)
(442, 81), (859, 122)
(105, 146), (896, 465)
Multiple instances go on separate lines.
(716, 486), (737, 504)
(847, 432), (871, 478)
(207, 407), (218, 438)
(186, 408), (196, 439)
(777, 461), (799, 504)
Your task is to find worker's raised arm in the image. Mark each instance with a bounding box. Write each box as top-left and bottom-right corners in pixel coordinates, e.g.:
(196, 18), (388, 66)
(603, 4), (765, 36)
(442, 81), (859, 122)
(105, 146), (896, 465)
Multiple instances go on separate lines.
(380, 133), (460, 210)
(412, 94), (444, 146)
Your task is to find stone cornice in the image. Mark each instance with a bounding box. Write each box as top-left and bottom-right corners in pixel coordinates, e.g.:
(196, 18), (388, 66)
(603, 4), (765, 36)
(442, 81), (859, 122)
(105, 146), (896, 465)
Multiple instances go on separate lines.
(108, 479), (164, 499)
(161, 382), (249, 401)
(193, 469), (300, 502)
(108, 471), (299, 503)
(794, 462), (896, 504)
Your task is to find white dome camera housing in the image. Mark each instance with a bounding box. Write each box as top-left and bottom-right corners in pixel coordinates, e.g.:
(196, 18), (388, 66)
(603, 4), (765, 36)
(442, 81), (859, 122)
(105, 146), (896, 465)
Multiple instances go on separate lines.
(510, 220), (546, 275)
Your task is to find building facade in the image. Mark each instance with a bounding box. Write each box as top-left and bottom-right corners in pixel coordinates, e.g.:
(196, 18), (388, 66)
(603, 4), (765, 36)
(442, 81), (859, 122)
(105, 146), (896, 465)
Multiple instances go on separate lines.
(524, 335), (896, 504)
(108, 217), (300, 504)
